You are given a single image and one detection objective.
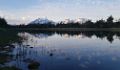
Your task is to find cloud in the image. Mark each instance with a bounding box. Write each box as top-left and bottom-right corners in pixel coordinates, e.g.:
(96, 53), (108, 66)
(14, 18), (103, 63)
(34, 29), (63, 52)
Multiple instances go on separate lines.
(0, 0), (120, 24)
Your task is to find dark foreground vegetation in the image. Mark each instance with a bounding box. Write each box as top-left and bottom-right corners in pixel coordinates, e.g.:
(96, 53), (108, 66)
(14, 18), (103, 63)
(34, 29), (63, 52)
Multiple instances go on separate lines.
(1, 16), (120, 29)
(0, 30), (41, 70)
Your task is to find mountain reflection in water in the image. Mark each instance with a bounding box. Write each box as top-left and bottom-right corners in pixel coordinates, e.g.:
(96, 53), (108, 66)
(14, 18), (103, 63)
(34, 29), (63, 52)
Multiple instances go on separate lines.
(0, 31), (120, 70)
(19, 31), (120, 43)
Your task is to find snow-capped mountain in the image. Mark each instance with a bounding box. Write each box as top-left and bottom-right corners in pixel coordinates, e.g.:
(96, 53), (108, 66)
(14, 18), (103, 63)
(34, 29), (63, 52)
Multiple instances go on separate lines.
(29, 18), (54, 24)
(62, 19), (74, 24)
(74, 18), (89, 24)
(60, 18), (89, 24)
(29, 18), (89, 25)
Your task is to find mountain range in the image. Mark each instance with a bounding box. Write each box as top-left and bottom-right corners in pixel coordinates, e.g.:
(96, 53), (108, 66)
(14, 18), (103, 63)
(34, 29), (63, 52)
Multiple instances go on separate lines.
(29, 18), (88, 24)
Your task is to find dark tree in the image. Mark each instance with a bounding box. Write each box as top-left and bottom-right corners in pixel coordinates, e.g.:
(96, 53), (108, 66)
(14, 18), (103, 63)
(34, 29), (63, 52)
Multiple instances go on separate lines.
(83, 20), (94, 28)
(95, 19), (106, 28)
(107, 16), (114, 23)
(0, 17), (8, 27)
(106, 16), (114, 28)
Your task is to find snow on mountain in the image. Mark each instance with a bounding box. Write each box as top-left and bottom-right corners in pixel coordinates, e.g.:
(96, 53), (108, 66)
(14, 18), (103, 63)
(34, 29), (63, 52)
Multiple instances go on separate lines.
(29, 18), (54, 24)
(63, 19), (74, 24)
(74, 18), (89, 24)
(29, 18), (89, 25)
(60, 18), (89, 24)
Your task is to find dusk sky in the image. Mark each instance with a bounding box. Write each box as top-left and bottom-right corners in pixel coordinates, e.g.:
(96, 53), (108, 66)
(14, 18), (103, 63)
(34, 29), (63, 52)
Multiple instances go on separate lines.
(0, 0), (120, 24)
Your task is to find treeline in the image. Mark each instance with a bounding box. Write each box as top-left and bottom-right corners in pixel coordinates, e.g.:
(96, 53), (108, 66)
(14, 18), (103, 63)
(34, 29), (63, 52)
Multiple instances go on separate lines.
(21, 16), (120, 28)
(0, 17), (8, 27)
(55, 16), (120, 28)
(1, 16), (120, 28)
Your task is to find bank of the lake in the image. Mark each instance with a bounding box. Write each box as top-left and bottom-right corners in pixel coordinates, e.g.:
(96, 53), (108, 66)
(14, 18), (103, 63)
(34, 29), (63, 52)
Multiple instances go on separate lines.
(2, 28), (120, 31)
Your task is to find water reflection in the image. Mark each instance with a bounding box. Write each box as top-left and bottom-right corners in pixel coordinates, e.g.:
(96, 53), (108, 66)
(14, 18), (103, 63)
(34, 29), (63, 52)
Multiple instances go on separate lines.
(1, 31), (120, 70)
(19, 31), (120, 43)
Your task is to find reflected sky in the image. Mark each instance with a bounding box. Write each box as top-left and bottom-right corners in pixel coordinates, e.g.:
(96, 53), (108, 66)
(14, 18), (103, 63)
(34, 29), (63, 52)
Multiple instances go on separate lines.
(9, 31), (120, 70)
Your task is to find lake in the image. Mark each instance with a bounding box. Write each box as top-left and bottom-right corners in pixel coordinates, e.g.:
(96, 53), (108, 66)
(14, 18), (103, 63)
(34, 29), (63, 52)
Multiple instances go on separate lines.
(0, 31), (120, 70)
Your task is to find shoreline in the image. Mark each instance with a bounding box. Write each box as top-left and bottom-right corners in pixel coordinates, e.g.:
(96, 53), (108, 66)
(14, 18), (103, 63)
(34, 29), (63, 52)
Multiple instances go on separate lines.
(1, 28), (120, 31)
(9, 28), (120, 31)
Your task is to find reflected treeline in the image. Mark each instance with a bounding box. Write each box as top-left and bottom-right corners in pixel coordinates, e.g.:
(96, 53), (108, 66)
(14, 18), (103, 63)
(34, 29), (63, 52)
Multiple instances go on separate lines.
(27, 30), (55, 36)
(18, 31), (55, 40)
(56, 31), (120, 43)
(25, 31), (120, 43)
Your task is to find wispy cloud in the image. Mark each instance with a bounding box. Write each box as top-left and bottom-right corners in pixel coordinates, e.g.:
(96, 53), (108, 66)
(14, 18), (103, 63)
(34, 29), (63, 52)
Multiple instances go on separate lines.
(0, 0), (120, 24)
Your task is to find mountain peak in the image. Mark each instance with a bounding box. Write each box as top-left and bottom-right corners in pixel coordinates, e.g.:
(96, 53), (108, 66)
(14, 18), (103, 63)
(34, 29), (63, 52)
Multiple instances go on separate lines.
(29, 18), (54, 24)
(59, 18), (89, 24)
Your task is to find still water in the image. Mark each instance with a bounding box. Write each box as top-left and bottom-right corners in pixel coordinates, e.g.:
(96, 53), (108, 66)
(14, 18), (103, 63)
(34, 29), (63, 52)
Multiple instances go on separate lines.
(0, 31), (120, 70)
